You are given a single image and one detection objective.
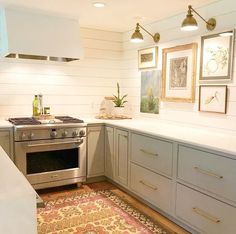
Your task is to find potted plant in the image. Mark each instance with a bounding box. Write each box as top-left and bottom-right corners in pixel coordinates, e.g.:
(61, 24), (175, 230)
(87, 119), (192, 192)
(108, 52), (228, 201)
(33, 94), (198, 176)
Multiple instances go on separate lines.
(112, 82), (128, 116)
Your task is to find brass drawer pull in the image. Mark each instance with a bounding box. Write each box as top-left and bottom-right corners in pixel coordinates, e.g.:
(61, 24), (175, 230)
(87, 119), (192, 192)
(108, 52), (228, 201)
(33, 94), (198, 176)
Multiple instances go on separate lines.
(140, 149), (158, 157)
(139, 180), (158, 190)
(192, 207), (221, 223)
(194, 166), (223, 179)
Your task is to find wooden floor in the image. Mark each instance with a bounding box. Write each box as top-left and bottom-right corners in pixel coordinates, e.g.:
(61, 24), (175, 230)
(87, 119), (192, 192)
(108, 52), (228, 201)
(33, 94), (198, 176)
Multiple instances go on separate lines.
(38, 181), (190, 234)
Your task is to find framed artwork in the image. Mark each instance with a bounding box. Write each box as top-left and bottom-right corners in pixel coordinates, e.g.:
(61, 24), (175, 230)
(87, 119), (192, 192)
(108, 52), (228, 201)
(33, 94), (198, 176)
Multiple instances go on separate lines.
(138, 47), (158, 69)
(200, 30), (235, 81)
(140, 70), (161, 114)
(199, 85), (227, 114)
(161, 43), (197, 102)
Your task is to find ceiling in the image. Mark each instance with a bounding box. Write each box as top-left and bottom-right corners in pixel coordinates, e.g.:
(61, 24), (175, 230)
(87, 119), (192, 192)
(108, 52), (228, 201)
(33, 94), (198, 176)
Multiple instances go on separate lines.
(0, 0), (219, 32)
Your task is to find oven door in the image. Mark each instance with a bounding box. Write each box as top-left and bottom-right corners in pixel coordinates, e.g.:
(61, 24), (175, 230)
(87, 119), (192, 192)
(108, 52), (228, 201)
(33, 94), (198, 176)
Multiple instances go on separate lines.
(14, 138), (86, 186)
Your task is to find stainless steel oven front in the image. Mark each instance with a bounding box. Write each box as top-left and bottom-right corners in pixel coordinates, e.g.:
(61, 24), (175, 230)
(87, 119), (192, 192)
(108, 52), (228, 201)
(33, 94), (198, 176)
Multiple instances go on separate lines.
(14, 129), (86, 189)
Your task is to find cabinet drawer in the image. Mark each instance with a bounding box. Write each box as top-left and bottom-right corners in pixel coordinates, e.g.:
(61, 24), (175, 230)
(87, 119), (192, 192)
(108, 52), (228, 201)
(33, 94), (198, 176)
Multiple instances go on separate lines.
(178, 145), (236, 203)
(131, 133), (173, 176)
(176, 184), (236, 234)
(130, 163), (172, 213)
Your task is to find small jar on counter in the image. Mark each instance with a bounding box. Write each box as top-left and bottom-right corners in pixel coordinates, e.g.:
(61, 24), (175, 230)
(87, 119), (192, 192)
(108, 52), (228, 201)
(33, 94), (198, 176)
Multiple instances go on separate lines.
(43, 107), (50, 115)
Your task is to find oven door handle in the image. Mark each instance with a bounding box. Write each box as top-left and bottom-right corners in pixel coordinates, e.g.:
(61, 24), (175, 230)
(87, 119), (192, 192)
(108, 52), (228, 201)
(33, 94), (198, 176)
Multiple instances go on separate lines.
(26, 139), (83, 148)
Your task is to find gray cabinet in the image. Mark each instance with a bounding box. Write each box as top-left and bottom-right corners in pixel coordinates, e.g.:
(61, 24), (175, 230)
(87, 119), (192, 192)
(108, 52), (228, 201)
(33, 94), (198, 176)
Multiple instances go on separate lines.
(114, 129), (128, 186)
(105, 126), (114, 180)
(87, 125), (105, 178)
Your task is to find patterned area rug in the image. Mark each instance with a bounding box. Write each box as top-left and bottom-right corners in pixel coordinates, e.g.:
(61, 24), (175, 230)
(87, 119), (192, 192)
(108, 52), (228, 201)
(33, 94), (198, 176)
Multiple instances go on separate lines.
(37, 189), (172, 234)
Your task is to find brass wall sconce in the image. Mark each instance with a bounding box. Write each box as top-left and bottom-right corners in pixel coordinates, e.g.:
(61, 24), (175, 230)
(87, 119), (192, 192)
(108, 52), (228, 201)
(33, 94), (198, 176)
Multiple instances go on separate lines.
(130, 23), (160, 43)
(181, 5), (216, 31)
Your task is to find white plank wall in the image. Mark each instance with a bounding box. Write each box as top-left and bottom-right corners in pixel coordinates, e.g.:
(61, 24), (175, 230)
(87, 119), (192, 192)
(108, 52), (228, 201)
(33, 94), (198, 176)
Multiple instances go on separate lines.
(1, 0), (236, 134)
(121, 0), (236, 133)
(0, 28), (123, 118)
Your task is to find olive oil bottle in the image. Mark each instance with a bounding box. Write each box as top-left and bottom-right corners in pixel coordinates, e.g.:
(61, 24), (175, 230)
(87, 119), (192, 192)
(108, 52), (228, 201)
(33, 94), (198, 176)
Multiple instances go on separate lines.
(32, 95), (40, 117)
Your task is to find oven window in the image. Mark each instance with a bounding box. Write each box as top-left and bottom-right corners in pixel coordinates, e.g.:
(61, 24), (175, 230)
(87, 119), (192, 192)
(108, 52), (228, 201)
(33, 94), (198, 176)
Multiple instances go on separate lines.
(26, 148), (79, 174)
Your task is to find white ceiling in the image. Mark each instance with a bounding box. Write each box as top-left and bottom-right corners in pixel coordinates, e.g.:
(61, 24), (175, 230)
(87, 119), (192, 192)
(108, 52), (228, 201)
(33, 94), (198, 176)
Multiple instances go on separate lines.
(0, 0), (218, 32)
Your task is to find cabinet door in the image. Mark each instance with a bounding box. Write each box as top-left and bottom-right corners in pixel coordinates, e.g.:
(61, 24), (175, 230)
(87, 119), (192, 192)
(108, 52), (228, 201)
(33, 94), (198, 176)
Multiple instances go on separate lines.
(105, 126), (114, 180)
(0, 130), (12, 160)
(115, 129), (128, 186)
(87, 126), (105, 178)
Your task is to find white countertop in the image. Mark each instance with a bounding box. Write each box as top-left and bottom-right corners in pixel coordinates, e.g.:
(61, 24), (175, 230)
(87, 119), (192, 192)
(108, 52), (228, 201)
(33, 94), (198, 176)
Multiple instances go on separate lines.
(0, 147), (35, 197)
(0, 120), (13, 128)
(85, 118), (236, 157)
(0, 146), (37, 234)
(1, 116), (235, 156)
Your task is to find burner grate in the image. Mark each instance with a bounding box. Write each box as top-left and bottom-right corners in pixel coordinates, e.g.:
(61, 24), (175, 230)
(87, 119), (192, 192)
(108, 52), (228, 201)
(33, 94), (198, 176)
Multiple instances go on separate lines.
(55, 116), (84, 123)
(8, 117), (41, 125)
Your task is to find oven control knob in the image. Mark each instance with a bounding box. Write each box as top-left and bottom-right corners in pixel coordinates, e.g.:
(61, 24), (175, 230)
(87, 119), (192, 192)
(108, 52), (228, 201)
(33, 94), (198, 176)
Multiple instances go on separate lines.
(50, 130), (57, 138)
(62, 130), (68, 138)
(79, 129), (85, 136)
(72, 130), (78, 137)
(28, 132), (34, 140)
(20, 132), (27, 140)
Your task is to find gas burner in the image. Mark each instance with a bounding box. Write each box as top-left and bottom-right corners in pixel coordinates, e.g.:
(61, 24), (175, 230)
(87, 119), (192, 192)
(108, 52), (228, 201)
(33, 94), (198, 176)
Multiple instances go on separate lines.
(55, 116), (84, 123)
(8, 117), (41, 125)
(8, 116), (84, 126)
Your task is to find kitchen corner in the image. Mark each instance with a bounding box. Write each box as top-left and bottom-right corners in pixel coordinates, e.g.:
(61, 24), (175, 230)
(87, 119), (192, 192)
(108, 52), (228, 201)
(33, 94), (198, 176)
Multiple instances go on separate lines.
(0, 146), (37, 234)
(0, 0), (236, 233)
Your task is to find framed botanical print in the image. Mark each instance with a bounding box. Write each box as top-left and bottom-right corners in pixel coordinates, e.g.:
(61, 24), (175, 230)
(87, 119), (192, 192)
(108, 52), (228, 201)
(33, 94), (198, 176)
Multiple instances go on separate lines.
(138, 47), (158, 70)
(200, 30), (235, 81)
(199, 85), (227, 114)
(161, 43), (197, 102)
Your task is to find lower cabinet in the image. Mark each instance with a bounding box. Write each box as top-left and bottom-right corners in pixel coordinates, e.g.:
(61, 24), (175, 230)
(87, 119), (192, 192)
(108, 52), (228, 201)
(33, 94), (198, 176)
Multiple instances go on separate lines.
(178, 145), (236, 204)
(87, 125), (105, 178)
(0, 129), (13, 160)
(114, 129), (128, 186)
(105, 126), (114, 180)
(176, 183), (236, 234)
(130, 163), (172, 213)
(89, 124), (236, 234)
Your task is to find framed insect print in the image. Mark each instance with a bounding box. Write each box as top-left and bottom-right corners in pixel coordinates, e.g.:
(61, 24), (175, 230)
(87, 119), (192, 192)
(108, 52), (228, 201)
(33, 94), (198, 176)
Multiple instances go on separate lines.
(199, 85), (227, 114)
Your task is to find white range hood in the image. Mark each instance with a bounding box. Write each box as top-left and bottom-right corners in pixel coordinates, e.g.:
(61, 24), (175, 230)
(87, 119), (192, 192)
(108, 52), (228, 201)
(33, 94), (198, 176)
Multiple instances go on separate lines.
(0, 7), (83, 62)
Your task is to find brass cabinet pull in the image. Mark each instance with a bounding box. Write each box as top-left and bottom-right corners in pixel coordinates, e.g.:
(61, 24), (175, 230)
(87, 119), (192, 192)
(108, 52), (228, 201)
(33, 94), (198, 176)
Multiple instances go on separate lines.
(194, 166), (223, 179)
(140, 149), (158, 157)
(139, 180), (158, 190)
(192, 207), (221, 223)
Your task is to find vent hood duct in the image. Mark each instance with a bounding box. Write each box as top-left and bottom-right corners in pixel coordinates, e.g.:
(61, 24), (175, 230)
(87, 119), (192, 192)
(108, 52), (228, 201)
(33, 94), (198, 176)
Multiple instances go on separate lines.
(0, 7), (83, 62)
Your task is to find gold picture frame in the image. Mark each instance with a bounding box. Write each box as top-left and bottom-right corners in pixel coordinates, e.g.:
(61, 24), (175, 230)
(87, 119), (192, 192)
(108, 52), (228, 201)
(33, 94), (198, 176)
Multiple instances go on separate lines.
(199, 85), (227, 114)
(138, 47), (158, 70)
(161, 43), (197, 102)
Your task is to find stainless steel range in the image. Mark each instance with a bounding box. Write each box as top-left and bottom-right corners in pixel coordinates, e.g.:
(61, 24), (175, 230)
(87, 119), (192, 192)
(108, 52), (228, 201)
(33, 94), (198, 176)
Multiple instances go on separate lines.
(9, 116), (87, 189)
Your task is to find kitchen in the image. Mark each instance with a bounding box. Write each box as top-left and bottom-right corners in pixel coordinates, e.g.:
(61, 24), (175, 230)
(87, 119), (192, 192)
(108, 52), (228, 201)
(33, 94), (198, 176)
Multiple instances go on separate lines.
(0, 0), (236, 233)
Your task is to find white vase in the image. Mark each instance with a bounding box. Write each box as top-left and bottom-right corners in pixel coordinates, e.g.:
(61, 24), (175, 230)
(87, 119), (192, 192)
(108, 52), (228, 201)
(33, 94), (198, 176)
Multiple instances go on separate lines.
(113, 107), (124, 117)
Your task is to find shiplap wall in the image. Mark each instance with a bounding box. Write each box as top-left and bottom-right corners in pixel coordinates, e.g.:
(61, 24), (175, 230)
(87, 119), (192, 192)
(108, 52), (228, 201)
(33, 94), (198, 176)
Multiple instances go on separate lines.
(0, 28), (122, 118)
(121, 0), (236, 133)
(1, 0), (236, 133)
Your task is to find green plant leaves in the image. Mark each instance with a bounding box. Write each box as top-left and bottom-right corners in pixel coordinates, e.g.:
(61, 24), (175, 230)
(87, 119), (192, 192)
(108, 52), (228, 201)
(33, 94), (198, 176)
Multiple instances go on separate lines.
(112, 83), (128, 107)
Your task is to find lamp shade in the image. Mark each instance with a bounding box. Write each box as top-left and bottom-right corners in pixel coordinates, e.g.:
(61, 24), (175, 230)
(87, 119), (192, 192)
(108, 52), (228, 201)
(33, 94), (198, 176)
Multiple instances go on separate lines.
(181, 14), (198, 31)
(130, 29), (143, 43)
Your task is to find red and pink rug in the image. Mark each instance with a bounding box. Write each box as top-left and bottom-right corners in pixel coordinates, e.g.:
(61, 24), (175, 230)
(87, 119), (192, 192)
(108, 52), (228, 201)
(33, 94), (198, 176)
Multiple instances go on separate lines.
(38, 189), (172, 234)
